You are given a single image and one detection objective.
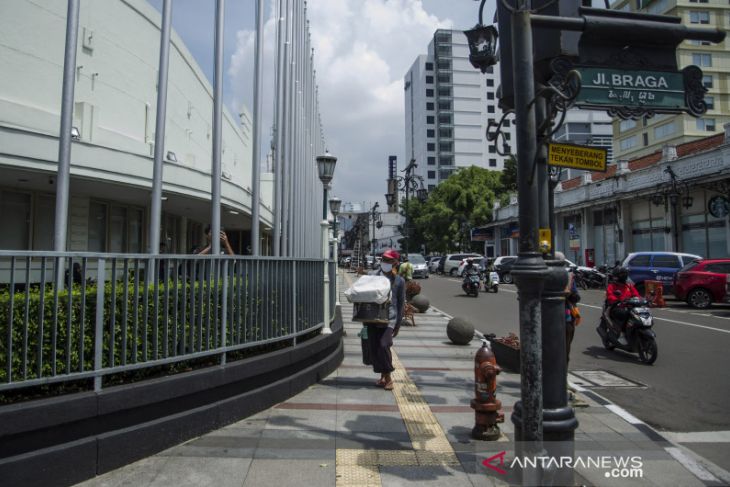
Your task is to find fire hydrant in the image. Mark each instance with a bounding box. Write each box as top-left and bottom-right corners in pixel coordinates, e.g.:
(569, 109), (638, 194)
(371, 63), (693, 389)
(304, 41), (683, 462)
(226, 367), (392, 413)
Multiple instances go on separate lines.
(471, 339), (504, 441)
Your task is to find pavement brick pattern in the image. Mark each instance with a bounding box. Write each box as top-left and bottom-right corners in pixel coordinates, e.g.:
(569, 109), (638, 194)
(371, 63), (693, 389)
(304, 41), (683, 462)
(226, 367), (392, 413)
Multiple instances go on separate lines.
(76, 270), (730, 487)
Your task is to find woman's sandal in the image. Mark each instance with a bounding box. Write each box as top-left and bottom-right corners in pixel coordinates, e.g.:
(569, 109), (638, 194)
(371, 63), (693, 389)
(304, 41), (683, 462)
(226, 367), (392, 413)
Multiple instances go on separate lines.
(375, 378), (386, 387)
(383, 381), (394, 391)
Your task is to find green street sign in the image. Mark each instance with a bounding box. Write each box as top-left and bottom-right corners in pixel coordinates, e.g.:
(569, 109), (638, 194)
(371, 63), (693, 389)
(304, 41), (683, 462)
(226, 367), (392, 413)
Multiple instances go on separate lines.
(575, 67), (686, 111)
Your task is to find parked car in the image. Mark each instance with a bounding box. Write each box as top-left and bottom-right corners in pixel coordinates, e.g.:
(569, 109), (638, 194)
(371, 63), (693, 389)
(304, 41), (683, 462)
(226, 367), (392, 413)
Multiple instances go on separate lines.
(673, 258), (730, 308)
(408, 253), (430, 279)
(443, 253), (482, 276)
(494, 256), (518, 283)
(457, 257), (483, 277)
(428, 256), (441, 273)
(622, 252), (701, 294)
(437, 255), (447, 274)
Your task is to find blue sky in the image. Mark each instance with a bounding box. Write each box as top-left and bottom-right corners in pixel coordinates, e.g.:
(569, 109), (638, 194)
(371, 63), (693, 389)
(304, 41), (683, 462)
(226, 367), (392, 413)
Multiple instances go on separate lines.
(147, 0), (485, 208)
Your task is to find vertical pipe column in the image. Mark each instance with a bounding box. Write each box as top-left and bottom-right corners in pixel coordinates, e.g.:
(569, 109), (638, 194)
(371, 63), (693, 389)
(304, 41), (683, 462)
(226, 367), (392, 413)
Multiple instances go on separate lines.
(285, 0), (295, 256)
(251, 0), (265, 255)
(273, 0), (285, 256)
(321, 220), (332, 334)
(210, 0), (225, 255)
(54, 0), (80, 252)
(149, 0), (173, 255)
(508, 8), (548, 487)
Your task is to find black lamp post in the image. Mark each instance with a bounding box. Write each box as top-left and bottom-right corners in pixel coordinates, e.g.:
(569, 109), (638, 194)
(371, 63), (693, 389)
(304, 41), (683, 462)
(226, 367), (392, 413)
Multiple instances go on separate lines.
(385, 159), (427, 254)
(329, 196), (342, 262)
(464, 0), (499, 73)
(369, 202), (381, 262)
(650, 166), (693, 251)
(316, 152), (337, 220)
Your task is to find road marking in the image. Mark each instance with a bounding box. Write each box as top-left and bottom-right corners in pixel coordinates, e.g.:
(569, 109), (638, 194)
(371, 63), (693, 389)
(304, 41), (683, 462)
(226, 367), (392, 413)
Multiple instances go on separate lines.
(664, 431), (730, 443)
(569, 370), (646, 388)
(605, 404), (643, 425)
(665, 447), (721, 483)
(580, 303), (730, 334)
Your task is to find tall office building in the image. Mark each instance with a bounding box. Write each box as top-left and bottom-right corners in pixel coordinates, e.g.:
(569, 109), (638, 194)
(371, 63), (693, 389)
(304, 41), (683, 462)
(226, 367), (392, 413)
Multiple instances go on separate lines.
(611, 0), (730, 160)
(404, 29), (515, 190)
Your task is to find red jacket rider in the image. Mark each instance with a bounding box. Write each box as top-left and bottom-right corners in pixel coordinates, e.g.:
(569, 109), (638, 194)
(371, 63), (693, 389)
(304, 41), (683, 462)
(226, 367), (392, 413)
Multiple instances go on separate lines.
(606, 267), (640, 305)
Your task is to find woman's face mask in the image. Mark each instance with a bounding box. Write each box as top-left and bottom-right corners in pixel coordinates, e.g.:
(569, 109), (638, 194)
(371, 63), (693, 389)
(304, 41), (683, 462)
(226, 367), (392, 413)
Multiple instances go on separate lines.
(381, 262), (393, 273)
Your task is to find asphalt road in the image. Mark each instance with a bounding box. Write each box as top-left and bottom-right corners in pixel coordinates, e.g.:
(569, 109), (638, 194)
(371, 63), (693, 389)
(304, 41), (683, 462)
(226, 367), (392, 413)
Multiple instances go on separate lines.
(414, 273), (730, 471)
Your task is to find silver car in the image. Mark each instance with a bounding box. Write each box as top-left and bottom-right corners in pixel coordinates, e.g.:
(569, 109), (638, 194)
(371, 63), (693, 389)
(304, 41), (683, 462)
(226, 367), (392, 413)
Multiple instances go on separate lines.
(408, 253), (429, 279)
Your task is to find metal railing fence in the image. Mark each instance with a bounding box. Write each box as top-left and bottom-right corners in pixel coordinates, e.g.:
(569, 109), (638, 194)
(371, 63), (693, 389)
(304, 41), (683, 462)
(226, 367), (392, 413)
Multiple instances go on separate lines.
(0, 252), (329, 392)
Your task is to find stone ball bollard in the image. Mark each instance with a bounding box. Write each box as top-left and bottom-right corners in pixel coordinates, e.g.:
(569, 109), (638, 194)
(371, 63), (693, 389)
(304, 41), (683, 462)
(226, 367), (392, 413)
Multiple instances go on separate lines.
(411, 294), (430, 313)
(447, 317), (475, 345)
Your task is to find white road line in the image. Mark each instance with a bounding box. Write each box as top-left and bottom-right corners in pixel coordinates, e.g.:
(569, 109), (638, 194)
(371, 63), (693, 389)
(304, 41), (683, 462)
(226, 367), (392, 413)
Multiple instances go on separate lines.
(664, 431), (730, 443)
(605, 404), (644, 425)
(579, 303), (730, 334)
(665, 447), (721, 483)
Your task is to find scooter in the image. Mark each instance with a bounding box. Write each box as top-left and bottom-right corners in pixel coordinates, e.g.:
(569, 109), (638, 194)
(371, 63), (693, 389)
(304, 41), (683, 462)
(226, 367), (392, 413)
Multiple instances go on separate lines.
(462, 272), (480, 297)
(483, 271), (499, 293)
(596, 296), (658, 364)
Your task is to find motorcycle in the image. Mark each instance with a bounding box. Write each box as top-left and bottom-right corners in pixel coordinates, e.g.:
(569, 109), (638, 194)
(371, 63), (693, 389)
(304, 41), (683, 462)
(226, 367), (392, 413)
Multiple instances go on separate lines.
(574, 267), (607, 289)
(462, 271), (480, 297)
(596, 296), (658, 364)
(483, 271), (499, 293)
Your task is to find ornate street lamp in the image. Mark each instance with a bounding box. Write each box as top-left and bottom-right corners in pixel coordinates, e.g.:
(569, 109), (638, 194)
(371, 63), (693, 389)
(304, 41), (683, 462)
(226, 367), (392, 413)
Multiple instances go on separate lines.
(385, 192), (396, 207)
(370, 202), (381, 262)
(650, 166), (694, 251)
(316, 152), (338, 219)
(463, 0), (499, 73)
(389, 159), (427, 253)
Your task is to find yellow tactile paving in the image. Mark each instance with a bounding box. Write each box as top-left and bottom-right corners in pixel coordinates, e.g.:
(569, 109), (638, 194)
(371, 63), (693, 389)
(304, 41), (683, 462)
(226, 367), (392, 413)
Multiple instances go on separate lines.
(336, 271), (462, 486)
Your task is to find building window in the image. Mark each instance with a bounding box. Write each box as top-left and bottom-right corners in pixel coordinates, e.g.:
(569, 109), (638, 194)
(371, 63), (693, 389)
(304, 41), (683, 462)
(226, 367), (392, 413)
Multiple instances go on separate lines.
(438, 114), (452, 124)
(643, 133), (649, 146)
(426, 75), (434, 84)
(439, 156), (454, 165)
(486, 79), (494, 87)
(425, 62), (433, 71)
(33, 194), (55, 250)
(426, 102), (434, 110)
(0, 190), (31, 250)
(437, 60), (451, 70)
(438, 73), (451, 83)
(619, 135), (638, 151)
(689, 11), (710, 23)
(439, 128), (453, 138)
(619, 119), (637, 132)
(438, 100), (451, 110)
(504, 133), (511, 140)
(703, 75), (713, 88)
(439, 142), (453, 152)
(487, 92), (494, 100)
(88, 201), (108, 252)
(696, 117), (716, 131)
(428, 184), (436, 191)
(705, 96), (714, 110)
(487, 105), (495, 113)
(427, 115), (435, 124)
(489, 146), (496, 154)
(653, 121), (676, 139)
(427, 143), (436, 151)
(427, 129), (435, 138)
(438, 87), (451, 96)
(428, 156), (436, 165)
(489, 159), (497, 167)
(426, 88), (434, 97)
(428, 171), (436, 179)
(692, 53), (712, 66)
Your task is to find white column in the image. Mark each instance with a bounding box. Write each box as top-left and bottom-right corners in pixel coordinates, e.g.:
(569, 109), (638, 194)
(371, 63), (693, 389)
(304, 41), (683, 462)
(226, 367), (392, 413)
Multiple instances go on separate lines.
(321, 220), (332, 334)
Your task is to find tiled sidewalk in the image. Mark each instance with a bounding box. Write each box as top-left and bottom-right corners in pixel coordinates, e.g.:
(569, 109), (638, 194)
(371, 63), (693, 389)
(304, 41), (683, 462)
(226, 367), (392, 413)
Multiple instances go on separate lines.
(78, 271), (730, 487)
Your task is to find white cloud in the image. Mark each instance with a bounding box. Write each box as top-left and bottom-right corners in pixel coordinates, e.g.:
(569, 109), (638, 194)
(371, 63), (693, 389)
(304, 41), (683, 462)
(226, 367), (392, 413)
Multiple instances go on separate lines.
(228, 0), (462, 206)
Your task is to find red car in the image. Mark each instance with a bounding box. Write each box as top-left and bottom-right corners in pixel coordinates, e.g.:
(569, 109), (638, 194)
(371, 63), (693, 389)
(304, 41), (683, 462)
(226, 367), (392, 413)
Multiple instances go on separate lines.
(673, 259), (730, 308)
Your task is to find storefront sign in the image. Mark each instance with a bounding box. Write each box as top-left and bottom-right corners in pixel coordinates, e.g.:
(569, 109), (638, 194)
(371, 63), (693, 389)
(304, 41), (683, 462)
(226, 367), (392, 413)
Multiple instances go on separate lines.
(548, 143), (607, 172)
(569, 238), (581, 251)
(708, 195), (730, 218)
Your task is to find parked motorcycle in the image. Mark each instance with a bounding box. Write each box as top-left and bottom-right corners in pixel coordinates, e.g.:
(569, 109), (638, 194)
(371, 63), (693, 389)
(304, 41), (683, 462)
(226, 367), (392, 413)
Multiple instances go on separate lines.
(462, 272), (480, 297)
(596, 296), (658, 364)
(483, 271), (499, 293)
(574, 267), (607, 289)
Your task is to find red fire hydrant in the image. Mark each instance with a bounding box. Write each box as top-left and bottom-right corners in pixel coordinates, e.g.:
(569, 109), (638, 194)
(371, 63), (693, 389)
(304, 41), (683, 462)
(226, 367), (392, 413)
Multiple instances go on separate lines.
(471, 339), (504, 441)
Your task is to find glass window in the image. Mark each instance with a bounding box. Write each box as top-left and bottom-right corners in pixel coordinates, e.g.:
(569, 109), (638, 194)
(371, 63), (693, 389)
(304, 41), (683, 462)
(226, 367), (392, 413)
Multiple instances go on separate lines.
(428, 156), (436, 165)
(629, 255), (651, 267)
(426, 75), (434, 84)
(702, 75), (713, 88)
(427, 129), (435, 138)
(692, 53), (712, 66)
(438, 87), (451, 97)
(653, 121), (676, 139)
(426, 102), (434, 111)
(109, 206), (127, 253)
(427, 171), (436, 179)
(427, 143), (435, 151)
(486, 79), (494, 87)
(489, 146), (496, 154)
(705, 263), (730, 273)
(88, 201), (107, 252)
(705, 96), (714, 110)
(33, 194), (55, 250)
(696, 118), (716, 131)
(489, 159), (497, 167)
(689, 11), (710, 23)
(437, 60), (451, 70)
(425, 62), (433, 71)
(438, 100), (451, 110)
(487, 92), (494, 100)
(652, 255), (681, 268)
(439, 156), (453, 165)
(708, 214), (727, 258)
(488, 105), (495, 113)
(620, 119), (637, 132)
(643, 133), (649, 146)
(679, 260), (699, 273)
(426, 88), (434, 97)
(128, 209), (143, 253)
(427, 116), (435, 124)
(0, 190), (31, 250)
(439, 128), (453, 138)
(620, 135), (638, 150)
(439, 142), (453, 152)
(438, 73), (451, 83)
(438, 114), (452, 124)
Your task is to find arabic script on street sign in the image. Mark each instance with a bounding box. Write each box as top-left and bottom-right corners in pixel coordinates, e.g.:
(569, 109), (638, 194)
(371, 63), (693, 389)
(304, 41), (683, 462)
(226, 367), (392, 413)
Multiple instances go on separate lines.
(575, 67), (685, 110)
(547, 143), (607, 172)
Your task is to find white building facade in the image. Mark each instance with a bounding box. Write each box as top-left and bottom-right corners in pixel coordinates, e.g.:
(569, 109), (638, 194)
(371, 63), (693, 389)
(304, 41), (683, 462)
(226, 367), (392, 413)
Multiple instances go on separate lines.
(0, 0), (274, 254)
(405, 29), (515, 190)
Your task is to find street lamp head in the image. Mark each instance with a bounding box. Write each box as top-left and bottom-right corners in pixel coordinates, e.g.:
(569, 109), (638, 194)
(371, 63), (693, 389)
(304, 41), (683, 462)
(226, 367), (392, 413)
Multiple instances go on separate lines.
(651, 193), (664, 207)
(385, 192), (396, 206)
(329, 196), (342, 216)
(464, 23), (498, 73)
(316, 152), (337, 184)
(683, 195), (694, 209)
(376, 220), (383, 229)
(417, 187), (428, 202)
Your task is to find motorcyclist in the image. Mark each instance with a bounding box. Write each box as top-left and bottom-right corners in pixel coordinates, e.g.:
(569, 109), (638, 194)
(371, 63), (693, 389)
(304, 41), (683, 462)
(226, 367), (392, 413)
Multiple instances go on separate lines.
(462, 259), (479, 284)
(605, 267), (640, 345)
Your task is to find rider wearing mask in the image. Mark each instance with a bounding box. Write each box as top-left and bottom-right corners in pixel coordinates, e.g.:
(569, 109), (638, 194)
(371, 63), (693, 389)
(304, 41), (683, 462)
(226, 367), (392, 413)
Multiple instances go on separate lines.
(462, 259), (479, 283)
(605, 267), (640, 345)
(367, 249), (406, 391)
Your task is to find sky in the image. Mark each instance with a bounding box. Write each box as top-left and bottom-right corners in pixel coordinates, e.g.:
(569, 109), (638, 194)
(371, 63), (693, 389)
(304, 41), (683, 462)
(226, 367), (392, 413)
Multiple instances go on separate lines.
(147, 0), (486, 210)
